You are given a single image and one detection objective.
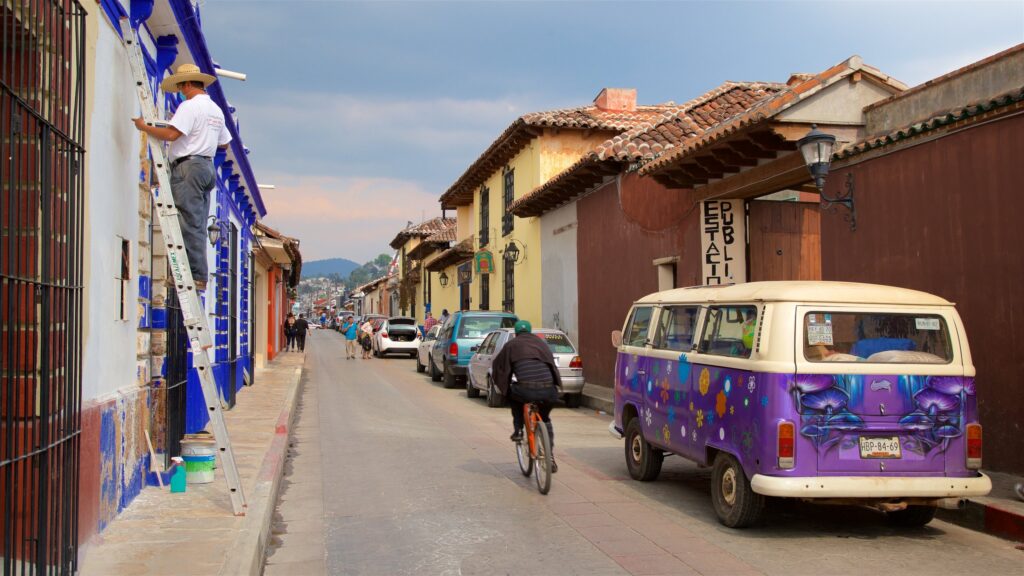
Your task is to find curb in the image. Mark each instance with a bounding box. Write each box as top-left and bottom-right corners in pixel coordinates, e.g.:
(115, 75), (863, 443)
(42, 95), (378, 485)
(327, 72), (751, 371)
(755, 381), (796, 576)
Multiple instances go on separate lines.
(936, 497), (1024, 543)
(219, 365), (305, 576)
(581, 384), (613, 414)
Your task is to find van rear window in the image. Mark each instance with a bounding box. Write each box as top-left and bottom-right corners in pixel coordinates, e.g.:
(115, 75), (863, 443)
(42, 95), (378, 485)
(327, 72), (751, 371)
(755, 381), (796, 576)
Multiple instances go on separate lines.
(458, 316), (516, 339)
(803, 312), (952, 364)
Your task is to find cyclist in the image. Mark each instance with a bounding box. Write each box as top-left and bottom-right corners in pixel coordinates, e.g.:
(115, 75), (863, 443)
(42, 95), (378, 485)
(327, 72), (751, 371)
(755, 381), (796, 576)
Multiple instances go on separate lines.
(492, 320), (561, 473)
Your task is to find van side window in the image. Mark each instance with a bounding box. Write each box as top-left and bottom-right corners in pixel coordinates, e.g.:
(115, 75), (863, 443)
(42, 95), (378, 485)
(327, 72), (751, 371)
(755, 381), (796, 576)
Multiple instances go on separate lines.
(653, 306), (699, 352)
(624, 306), (654, 347)
(698, 305), (758, 358)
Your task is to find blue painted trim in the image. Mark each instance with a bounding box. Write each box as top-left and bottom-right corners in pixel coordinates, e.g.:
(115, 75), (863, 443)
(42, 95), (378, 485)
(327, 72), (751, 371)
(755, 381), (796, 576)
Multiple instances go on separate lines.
(98, 0), (128, 32)
(167, 0), (267, 218)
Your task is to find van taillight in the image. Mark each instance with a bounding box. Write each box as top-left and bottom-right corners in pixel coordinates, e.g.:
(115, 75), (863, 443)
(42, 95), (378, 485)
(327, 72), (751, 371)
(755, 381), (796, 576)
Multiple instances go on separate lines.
(966, 423), (982, 469)
(778, 421), (795, 469)
(449, 343), (459, 356)
(569, 356), (582, 368)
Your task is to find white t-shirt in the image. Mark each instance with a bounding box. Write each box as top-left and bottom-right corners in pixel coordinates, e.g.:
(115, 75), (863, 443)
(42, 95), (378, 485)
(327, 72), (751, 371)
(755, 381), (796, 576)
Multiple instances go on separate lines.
(168, 94), (232, 161)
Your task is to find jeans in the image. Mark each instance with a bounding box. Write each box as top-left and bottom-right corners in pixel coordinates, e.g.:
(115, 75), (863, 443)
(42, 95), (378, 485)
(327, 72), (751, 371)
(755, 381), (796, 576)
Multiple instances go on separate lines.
(296, 333), (307, 351)
(170, 157), (216, 284)
(509, 397), (554, 448)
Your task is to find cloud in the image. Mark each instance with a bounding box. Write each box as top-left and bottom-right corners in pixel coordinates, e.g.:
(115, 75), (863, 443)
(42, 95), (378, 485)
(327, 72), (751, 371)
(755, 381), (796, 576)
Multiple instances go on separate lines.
(257, 172), (444, 262)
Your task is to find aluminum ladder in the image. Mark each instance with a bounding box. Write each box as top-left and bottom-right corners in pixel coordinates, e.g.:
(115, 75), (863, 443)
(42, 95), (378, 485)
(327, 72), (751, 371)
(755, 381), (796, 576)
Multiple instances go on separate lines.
(120, 17), (246, 515)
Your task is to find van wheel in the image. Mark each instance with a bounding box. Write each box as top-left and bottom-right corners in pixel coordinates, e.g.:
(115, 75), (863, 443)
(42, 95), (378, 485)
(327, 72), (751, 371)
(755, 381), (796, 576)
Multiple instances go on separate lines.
(564, 393), (582, 408)
(430, 359), (442, 382)
(443, 361), (457, 389)
(886, 505), (937, 528)
(711, 452), (764, 528)
(625, 418), (663, 481)
(486, 377), (504, 408)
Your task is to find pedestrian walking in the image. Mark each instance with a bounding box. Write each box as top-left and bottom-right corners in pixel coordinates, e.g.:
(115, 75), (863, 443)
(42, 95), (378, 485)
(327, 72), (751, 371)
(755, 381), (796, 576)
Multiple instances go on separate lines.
(359, 318), (375, 359)
(294, 314), (310, 352)
(423, 311), (437, 333)
(132, 63), (231, 292)
(340, 316), (358, 359)
(284, 314), (297, 352)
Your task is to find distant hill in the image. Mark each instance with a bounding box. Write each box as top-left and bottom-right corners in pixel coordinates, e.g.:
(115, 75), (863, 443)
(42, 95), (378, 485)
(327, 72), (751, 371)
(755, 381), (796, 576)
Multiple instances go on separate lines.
(302, 258), (361, 279)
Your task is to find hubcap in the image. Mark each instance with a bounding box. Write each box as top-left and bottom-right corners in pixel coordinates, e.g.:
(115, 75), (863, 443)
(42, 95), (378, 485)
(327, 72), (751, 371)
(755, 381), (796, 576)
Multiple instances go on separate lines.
(721, 467), (737, 506)
(631, 435), (643, 463)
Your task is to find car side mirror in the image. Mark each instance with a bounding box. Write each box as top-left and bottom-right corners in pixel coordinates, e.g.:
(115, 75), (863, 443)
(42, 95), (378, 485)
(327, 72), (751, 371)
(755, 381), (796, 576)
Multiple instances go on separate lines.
(471, 345), (479, 352)
(611, 330), (622, 348)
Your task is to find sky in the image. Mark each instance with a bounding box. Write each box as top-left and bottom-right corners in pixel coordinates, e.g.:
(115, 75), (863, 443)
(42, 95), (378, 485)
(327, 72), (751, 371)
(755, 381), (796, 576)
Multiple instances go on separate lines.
(199, 0), (1024, 264)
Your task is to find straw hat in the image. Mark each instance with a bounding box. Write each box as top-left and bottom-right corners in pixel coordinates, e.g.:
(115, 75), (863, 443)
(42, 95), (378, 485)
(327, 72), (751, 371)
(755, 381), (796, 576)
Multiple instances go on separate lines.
(160, 63), (217, 93)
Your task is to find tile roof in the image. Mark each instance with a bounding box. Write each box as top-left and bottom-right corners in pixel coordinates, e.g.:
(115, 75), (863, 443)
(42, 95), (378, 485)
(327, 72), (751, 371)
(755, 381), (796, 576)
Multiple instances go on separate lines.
(407, 220), (458, 261)
(355, 275), (390, 293)
(424, 235), (474, 272)
(836, 85), (1024, 160)
(639, 56), (907, 177)
(511, 82), (786, 216)
(440, 102), (680, 208)
(388, 217), (457, 249)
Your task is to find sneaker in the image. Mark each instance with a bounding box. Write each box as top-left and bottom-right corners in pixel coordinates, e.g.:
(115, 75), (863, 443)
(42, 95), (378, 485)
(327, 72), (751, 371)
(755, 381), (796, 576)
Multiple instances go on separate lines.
(510, 430), (523, 442)
(551, 458), (558, 473)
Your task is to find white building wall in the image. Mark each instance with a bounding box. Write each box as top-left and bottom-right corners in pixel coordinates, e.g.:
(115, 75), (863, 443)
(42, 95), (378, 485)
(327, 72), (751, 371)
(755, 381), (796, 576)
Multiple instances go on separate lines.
(540, 202), (579, 346)
(81, 22), (140, 403)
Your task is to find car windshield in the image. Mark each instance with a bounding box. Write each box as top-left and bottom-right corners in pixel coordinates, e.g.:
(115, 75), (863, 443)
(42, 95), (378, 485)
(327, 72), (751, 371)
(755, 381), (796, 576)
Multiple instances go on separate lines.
(458, 316), (516, 339)
(803, 312), (953, 364)
(539, 332), (575, 354)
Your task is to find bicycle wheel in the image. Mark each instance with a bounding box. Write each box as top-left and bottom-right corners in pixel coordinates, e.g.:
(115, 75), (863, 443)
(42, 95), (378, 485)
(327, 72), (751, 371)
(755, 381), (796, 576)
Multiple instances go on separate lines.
(534, 421), (553, 495)
(516, 432), (533, 477)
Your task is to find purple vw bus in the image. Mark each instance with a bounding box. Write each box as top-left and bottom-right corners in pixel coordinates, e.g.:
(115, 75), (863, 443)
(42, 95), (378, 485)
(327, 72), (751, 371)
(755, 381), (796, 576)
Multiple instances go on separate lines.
(611, 281), (991, 528)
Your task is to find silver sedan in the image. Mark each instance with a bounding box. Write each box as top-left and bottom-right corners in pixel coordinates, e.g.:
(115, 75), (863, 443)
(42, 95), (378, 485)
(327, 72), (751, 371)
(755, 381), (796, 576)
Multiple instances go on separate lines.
(466, 328), (584, 408)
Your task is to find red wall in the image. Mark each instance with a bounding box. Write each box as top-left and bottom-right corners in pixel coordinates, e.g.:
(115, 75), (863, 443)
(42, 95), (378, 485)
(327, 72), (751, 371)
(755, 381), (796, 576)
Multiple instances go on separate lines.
(577, 173), (700, 388)
(823, 113), (1024, 473)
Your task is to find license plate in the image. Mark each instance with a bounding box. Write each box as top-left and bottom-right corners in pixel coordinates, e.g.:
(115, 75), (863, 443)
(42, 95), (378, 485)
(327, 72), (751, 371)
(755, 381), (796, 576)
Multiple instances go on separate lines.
(859, 436), (901, 459)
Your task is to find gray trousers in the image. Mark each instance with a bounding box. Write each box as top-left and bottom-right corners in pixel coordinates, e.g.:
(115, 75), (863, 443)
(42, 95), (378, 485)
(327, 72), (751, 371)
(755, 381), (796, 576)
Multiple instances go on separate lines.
(170, 157), (216, 284)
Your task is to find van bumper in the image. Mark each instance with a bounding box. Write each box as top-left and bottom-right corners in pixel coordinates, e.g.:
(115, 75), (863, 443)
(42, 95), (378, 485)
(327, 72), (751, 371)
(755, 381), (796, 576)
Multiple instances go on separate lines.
(750, 473), (992, 498)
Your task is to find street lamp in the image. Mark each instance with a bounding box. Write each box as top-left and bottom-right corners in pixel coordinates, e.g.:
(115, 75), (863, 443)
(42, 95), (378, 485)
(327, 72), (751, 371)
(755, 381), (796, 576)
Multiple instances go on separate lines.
(503, 239), (525, 264)
(798, 125), (855, 231)
(207, 215), (222, 246)
(438, 271), (449, 287)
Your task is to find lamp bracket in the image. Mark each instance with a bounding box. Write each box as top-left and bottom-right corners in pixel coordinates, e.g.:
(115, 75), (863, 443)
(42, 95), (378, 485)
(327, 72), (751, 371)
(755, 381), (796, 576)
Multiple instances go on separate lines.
(821, 172), (857, 231)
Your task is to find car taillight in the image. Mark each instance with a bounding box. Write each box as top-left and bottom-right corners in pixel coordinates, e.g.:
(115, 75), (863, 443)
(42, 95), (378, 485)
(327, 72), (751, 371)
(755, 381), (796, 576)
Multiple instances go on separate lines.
(966, 423), (982, 469)
(778, 421), (795, 469)
(381, 332), (389, 339)
(569, 356), (582, 368)
(449, 342), (458, 356)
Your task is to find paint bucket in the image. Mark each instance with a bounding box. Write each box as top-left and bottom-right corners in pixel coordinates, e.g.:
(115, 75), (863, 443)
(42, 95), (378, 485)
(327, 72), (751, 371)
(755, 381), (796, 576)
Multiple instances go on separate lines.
(180, 436), (217, 484)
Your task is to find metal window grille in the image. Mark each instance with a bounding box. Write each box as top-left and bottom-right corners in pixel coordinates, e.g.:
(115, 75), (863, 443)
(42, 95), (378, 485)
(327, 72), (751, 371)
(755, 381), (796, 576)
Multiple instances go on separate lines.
(478, 185), (489, 246)
(502, 257), (514, 313)
(479, 274), (489, 310)
(1, 1), (87, 574)
(501, 169), (514, 236)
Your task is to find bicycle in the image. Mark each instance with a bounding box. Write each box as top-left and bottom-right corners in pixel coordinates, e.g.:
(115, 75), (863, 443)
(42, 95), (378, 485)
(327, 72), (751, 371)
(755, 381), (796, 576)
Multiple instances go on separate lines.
(515, 401), (553, 495)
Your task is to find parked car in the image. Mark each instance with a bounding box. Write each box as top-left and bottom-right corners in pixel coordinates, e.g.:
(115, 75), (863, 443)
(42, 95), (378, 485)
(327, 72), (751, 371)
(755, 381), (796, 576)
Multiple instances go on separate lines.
(611, 281), (991, 529)
(466, 328), (584, 407)
(416, 325), (441, 373)
(373, 317), (420, 358)
(429, 311), (517, 388)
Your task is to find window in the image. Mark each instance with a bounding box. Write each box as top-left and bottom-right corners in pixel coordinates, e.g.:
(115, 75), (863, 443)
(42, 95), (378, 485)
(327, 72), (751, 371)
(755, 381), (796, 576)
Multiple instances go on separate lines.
(540, 332), (577, 354)
(458, 316), (517, 338)
(480, 274), (489, 310)
(480, 333), (497, 354)
(698, 305), (758, 358)
(653, 306), (699, 352)
(802, 312), (953, 364)
(502, 168), (514, 236)
(624, 307), (654, 347)
(117, 238), (131, 320)
(502, 256), (514, 313)
(479, 185), (490, 246)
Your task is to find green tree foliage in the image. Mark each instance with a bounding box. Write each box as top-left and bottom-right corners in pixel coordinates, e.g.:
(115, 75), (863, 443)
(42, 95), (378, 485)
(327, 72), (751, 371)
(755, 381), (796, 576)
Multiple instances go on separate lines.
(344, 253), (393, 289)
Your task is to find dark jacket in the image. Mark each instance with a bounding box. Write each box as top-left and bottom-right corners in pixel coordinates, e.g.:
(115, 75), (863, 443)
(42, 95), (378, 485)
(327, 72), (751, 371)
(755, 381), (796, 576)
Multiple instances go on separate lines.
(294, 318), (309, 335)
(491, 333), (562, 396)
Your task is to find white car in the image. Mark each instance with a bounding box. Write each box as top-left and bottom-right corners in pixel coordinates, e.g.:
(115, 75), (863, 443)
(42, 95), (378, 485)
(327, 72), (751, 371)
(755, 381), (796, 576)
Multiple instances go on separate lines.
(372, 316), (420, 358)
(416, 325), (441, 373)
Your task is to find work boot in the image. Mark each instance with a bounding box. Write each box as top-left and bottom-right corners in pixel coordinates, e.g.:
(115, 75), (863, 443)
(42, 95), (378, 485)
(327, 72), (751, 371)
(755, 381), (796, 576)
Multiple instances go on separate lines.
(510, 430), (523, 442)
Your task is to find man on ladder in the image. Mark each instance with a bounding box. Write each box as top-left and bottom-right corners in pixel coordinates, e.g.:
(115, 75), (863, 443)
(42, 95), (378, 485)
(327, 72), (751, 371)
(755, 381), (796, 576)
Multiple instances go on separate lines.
(133, 63), (231, 292)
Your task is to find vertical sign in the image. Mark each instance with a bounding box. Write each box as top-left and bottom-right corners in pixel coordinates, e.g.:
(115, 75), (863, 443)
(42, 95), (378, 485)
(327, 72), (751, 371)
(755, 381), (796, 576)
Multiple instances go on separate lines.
(701, 200), (746, 285)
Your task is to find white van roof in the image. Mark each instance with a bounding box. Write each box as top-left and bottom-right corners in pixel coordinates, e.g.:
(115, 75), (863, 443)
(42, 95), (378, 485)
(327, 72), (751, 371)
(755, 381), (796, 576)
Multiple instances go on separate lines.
(635, 281), (952, 306)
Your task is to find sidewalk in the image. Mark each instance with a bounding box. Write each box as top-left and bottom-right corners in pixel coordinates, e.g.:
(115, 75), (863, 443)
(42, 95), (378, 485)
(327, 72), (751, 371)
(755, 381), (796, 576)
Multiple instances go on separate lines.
(79, 352), (305, 576)
(583, 381), (1024, 544)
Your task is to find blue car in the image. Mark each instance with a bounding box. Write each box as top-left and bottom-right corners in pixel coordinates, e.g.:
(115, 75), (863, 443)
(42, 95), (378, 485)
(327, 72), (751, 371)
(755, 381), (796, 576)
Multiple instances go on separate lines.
(429, 310), (517, 388)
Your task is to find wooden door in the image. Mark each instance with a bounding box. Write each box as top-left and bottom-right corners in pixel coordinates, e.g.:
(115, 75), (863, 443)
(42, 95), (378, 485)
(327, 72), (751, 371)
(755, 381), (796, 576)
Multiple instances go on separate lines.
(748, 200), (821, 281)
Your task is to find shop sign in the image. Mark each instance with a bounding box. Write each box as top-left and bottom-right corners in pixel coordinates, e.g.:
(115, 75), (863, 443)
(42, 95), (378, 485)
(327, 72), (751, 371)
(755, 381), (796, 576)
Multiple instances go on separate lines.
(475, 250), (494, 275)
(701, 200), (746, 285)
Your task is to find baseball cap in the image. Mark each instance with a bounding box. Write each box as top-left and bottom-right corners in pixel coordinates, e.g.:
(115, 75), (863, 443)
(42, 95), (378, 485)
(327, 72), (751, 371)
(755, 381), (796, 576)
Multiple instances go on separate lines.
(514, 320), (532, 334)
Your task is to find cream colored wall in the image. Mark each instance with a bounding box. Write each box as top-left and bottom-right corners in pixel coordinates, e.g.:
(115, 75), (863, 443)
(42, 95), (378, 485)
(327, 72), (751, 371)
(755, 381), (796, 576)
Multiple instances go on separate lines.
(429, 267), (460, 318)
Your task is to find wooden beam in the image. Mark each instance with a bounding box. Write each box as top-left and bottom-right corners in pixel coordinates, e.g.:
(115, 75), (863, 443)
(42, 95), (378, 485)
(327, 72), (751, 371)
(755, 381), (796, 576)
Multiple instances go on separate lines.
(726, 140), (777, 160)
(748, 131), (795, 151)
(692, 151), (808, 201)
(770, 123), (863, 144)
(693, 155), (729, 174)
(710, 147), (759, 167)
